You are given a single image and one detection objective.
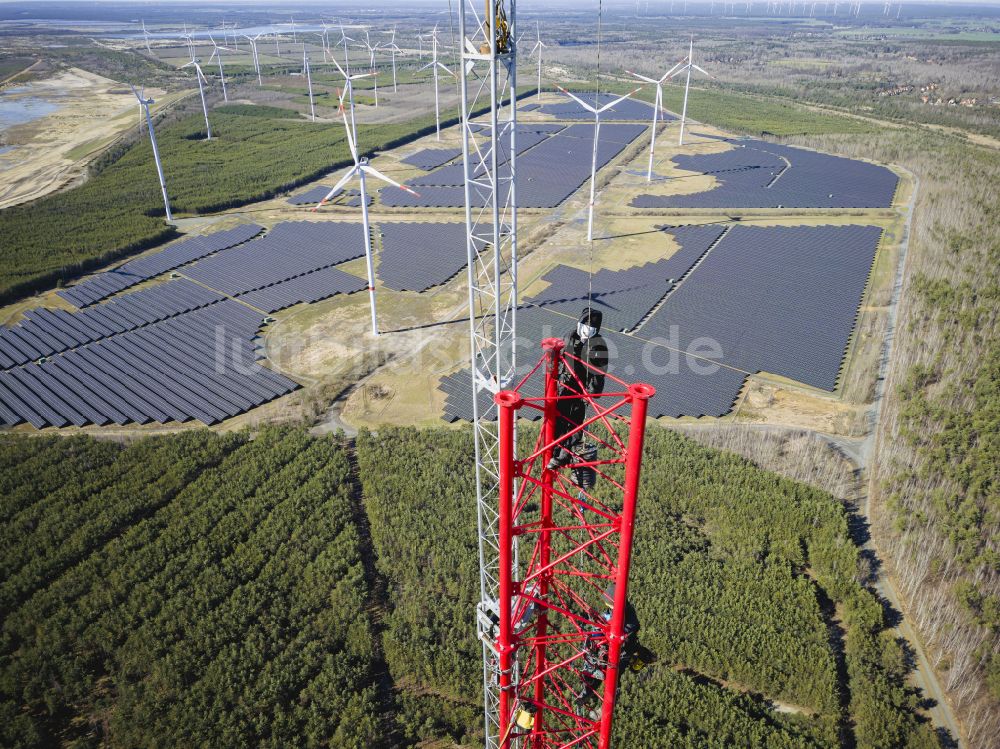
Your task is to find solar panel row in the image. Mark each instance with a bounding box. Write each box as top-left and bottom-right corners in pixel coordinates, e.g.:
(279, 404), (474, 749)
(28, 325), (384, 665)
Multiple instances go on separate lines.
(644, 224), (882, 391)
(0, 279), (225, 368)
(0, 300), (298, 428)
(183, 221), (365, 296)
(631, 138), (898, 209)
(236, 266), (366, 313)
(401, 147), (462, 170)
(56, 224), (264, 307)
(378, 223), (484, 292)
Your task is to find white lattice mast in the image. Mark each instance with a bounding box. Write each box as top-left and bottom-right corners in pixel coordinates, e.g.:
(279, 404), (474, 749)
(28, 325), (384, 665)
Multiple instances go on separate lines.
(459, 1), (517, 748)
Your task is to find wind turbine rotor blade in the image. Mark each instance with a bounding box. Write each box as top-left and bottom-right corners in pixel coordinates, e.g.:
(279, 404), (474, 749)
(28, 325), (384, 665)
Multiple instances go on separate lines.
(692, 64), (714, 78)
(360, 165), (420, 196)
(437, 62), (457, 78)
(626, 70), (658, 84)
(556, 85), (598, 113)
(597, 86), (643, 113)
(313, 167), (358, 210)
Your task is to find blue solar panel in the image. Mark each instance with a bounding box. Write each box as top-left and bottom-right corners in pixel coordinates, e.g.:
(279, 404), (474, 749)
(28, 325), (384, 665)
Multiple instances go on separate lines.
(183, 222), (365, 296)
(378, 223), (480, 292)
(236, 266), (365, 313)
(631, 138), (898, 209)
(56, 224), (263, 307)
(0, 300), (300, 428)
(384, 123), (645, 209)
(401, 148), (463, 170)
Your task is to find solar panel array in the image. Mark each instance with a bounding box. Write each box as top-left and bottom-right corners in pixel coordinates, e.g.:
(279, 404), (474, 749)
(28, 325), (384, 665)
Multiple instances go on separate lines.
(401, 148), (462, 170)
(0, 279), (225, 367)
(0, 300), (298, 428)
(57, 224), (263, 307)
(536, 93), (663, 122)
(183, 221), (365, 296)
(383, 123), (646, 209)
(378, 223), (481, 292)
(286, 185), (370, 207)
(441, 224), (880, 421)
(237, 267), (365, 313)
(631, 138), (898, 209)
(644, 224), (883, 391)
(523, 224), (726, 332)
(439, 306), (747, 422)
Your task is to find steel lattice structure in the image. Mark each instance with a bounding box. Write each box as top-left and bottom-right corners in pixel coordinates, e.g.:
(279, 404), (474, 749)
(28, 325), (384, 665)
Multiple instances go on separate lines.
(458, 1), (519, 747)
(489, 339), (654, 748)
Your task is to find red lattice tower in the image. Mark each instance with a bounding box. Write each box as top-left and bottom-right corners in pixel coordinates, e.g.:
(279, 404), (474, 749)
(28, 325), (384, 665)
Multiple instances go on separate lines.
(487, 337), (654, 749)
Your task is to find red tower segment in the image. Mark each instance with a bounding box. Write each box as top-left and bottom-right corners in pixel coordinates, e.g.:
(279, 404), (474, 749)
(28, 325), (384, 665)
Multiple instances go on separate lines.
(492, 339), (654, 749)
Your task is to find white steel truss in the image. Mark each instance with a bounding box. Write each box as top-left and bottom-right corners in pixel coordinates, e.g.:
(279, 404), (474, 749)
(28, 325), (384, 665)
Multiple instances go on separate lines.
(459, 1), (518, 747)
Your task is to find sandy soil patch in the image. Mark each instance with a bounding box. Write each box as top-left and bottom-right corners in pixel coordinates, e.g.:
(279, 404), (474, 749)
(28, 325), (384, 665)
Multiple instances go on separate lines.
(0, 67), (179, 209)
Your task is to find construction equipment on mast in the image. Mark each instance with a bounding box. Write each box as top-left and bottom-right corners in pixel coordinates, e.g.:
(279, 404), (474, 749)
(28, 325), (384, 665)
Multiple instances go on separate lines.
(458, 2), (653, 746)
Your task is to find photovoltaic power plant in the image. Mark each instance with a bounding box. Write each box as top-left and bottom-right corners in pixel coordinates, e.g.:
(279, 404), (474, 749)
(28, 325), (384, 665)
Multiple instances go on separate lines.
(401, 147), (463, 170)
(383, 123), (645, 208)
(236, 267), (365, 313)
(0, 300), (297, 428)
(644, 224), (883, 391)
(524, 224), (726, 332)
(183, 221), (365, 296)
(536, 92), (663, 121)
(0, 279), (224, 366)
(440, 224), (881, 422)
(56, 224), (264, 308)
(286, 185), (371, 207)
(631, 138), (899, 209)
(378, 223), (479, 292)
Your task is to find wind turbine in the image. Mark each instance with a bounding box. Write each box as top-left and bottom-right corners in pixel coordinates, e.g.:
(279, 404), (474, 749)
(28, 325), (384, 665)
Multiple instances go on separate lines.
(556, 86), (642, 241)
(667, 37), (715, 146)
(627, 60), (685, 180)
(360, 30), (380, 107)
(338, 23), (355, 75)
(289, 16), (297, 44)
(243, 34), (264, 85)
(313, 89), (420, 337)
(130, 85), (172, 221)
(208, 35), (232, 102)
(385, 26), (401, 92)
(303, 47), (316, 121)
(529, 21), (547, 101)
(420, 26), (456, 140)
(182, 59), (213, 140)
(141, 20), (151, 53)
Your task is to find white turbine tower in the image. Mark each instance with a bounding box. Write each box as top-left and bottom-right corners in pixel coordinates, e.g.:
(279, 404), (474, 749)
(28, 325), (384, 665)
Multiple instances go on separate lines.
(668, 36), (715, 146)
(130, 85), (172, 222)
(303, 47), (316, 121)
(529, 21), (546, 101)
(386, 26), (401, 92)
(360, 30), (380, 107)
(208, 35), (232, 102)
(420, 26), (456, 140)
(556, 85), (641, 240)
(182, 59), (213, 140)
(313, 90), (420, 337)
(627, 60), (684, 180)
(338, 23), (355, 75)
(243, 34), (264, 86)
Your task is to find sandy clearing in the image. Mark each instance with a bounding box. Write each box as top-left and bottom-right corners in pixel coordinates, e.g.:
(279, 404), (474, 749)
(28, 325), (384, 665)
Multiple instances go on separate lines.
(0, 67), (175, 209)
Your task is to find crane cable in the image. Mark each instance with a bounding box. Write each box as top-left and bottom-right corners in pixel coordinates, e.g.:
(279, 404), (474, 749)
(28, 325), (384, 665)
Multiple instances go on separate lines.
(588, 0), (603, 315)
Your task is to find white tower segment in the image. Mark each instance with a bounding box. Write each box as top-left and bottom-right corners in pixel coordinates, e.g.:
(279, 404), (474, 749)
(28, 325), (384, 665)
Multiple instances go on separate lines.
(458, 2), (518, 748)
